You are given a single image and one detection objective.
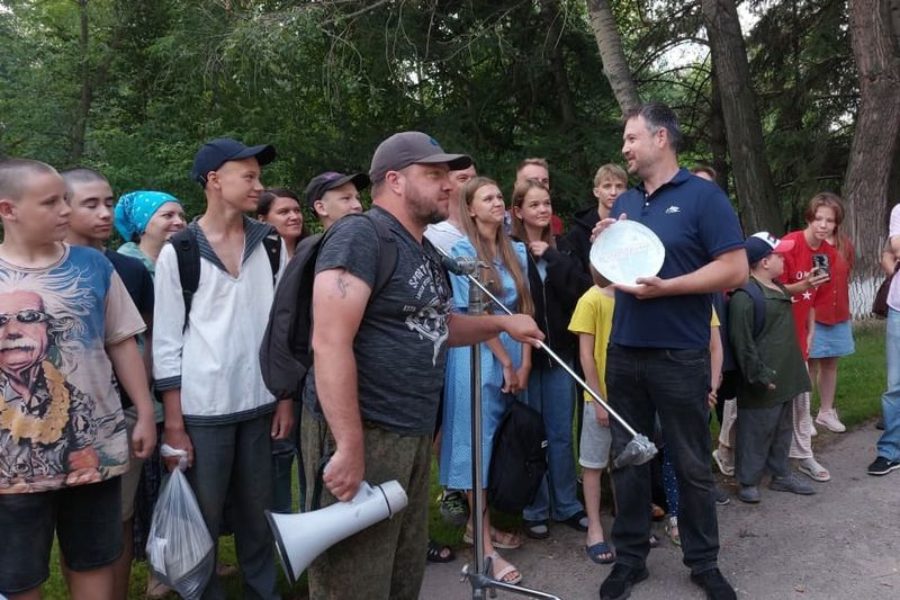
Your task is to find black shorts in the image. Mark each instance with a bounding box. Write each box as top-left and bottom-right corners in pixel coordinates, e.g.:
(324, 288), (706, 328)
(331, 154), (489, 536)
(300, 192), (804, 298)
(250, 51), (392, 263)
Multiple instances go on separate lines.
(0, 477), (123, 594)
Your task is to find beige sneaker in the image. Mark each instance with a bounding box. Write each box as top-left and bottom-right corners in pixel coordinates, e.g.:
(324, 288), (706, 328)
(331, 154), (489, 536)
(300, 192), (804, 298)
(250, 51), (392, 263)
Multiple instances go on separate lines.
(815, 409), (846, 433)
(712, 448), (735, 477)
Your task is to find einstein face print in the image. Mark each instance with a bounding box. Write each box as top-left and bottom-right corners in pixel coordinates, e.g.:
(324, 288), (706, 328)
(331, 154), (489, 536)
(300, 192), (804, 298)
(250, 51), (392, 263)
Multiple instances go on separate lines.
(0, 247), (143, 494)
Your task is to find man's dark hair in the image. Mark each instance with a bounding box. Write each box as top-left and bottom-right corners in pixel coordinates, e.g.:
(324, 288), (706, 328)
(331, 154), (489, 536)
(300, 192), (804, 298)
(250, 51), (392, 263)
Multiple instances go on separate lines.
(623, 102), (683, 153)
(59, 167), (109, 195)
(0, 158), (58, 201)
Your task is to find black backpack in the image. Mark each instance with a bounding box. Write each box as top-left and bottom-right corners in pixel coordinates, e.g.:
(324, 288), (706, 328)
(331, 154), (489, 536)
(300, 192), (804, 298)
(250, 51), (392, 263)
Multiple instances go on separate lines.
(171, 225), (281, 331)
(727, 279), (767, 340)
(487, 400), (548, 514)
(258, 212), (398, 401)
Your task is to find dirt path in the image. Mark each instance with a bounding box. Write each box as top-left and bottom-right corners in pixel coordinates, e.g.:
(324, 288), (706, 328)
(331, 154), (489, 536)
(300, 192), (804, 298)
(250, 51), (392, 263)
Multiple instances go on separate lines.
(419, 422), (900, 599)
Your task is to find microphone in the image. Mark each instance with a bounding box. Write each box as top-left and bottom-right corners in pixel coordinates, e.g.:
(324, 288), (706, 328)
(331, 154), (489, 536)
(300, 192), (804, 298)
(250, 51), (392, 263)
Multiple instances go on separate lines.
(439, 254), (479, 275)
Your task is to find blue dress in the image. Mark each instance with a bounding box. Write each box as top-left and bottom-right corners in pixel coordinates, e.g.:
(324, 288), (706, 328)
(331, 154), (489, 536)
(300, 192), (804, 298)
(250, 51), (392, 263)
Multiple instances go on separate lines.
(439, 238), (529, 489)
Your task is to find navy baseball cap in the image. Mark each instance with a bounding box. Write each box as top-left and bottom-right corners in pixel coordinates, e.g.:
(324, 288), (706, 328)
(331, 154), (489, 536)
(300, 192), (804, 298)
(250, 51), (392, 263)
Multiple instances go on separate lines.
(369, 132), (472, 183)
(746, 231), (795, 264)
(304, 171), (370, 209)
(191, 137), (276, 185)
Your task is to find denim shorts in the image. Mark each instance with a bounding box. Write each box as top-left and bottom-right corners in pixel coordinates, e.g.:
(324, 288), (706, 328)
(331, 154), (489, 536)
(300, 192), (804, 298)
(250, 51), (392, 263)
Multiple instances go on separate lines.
(579, 402), (612, 469)
(0, 477), (123, 594)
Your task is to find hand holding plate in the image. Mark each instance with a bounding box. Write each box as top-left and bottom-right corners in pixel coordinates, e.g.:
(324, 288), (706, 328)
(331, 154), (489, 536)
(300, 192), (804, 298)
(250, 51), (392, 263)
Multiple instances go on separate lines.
(590, 213), (627, 243)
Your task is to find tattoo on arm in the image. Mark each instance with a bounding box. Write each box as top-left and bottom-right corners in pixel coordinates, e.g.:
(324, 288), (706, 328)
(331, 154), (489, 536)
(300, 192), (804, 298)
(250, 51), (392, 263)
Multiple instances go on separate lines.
(336, 274), (349, 298)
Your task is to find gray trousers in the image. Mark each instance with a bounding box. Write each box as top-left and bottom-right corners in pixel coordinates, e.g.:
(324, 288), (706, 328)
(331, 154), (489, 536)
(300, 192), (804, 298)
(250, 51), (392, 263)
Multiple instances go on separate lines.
(735, 400), (793, 486)
(185, 414), (279, 600)
(301, 407), (431, 600)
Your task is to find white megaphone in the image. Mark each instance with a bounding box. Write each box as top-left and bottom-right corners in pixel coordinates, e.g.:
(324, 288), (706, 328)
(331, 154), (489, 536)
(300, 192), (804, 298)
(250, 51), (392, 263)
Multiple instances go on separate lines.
(265, 480), (408, 585)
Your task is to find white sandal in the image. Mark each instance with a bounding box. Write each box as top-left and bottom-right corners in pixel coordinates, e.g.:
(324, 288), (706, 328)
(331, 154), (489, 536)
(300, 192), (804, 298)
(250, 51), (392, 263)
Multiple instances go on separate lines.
(488, 551), (523, 585)
(798, 457), (831, 482)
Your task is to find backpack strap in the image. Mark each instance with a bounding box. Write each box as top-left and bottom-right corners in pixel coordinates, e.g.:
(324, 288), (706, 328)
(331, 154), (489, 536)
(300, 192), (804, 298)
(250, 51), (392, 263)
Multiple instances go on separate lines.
(365, 213), (398, 297)
(733, 279), (766, 339)
(261, 232), (282, 285)
(170, 228), (200, 332)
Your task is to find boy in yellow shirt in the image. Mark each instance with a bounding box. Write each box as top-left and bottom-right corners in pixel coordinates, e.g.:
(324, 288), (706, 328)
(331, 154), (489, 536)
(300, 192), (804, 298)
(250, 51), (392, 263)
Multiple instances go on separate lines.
(568, 272), (615, 564)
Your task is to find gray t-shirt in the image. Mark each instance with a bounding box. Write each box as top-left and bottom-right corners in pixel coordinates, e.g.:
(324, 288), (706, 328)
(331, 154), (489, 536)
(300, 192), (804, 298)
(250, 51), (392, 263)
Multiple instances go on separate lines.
(302, 207), (452, 435)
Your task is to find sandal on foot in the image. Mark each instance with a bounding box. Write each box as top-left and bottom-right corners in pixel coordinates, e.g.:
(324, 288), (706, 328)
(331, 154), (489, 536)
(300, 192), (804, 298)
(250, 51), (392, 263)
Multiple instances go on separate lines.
(798, 457), (831, 482)
(586, 541), (615, 564)
(665, 516), (681, 547)
(463, 526), (523, 549)
(426, 539), (455, 563)
(488, 552), (523, 585)
(557, 510), (589, 532)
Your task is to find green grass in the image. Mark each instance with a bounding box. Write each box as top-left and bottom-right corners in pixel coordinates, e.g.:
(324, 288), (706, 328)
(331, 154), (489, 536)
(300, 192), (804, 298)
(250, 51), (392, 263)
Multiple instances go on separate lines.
(39, 322), (888, 598)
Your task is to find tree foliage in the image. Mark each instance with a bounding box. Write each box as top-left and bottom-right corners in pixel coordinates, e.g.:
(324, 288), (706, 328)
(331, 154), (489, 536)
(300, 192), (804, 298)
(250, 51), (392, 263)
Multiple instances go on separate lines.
(0, 0), (896, 296)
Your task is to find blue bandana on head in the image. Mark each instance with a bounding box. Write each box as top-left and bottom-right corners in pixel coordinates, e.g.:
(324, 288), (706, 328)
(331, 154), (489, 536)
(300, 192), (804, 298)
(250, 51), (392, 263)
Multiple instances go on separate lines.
(114, 190), (181, 242)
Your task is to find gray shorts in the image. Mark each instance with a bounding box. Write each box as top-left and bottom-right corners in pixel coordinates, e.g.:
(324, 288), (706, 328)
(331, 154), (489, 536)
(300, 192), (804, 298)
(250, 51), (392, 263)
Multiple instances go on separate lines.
(579, 402), (612, 469)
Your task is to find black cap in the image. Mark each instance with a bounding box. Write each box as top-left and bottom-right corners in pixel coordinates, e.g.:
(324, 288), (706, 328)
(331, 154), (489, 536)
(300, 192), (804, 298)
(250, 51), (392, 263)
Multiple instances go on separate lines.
(191, 137), (276, 185)
(369, 132), (472, 183)
(303, 172), (370, 209)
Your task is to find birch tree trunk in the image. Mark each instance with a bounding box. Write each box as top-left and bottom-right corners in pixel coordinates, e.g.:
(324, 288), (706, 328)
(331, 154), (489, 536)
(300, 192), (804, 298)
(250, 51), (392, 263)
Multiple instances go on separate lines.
(584, 0), (641, 113)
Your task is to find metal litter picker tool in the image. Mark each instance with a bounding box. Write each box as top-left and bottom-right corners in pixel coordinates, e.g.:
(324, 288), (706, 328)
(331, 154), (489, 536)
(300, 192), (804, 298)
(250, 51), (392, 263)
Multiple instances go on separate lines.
(440, 253), (658, 469)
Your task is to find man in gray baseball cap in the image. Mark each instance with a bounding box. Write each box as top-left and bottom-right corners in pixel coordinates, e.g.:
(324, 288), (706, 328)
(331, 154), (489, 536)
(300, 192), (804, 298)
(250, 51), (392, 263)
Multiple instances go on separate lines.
(301, 132), (541, 599)
(369, 131), (472, 183)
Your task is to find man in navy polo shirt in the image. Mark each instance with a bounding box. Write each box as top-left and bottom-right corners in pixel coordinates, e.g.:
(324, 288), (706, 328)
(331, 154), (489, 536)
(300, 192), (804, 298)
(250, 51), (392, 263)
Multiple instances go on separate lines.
(596, 103), (747, 600)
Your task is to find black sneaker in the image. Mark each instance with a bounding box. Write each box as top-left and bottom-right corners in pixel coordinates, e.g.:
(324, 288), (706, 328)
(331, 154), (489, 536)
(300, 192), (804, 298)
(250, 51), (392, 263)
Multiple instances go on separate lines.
(599, 564), (649, 600)
(868, 456), (900, 476)
(690, 568), (737, 600)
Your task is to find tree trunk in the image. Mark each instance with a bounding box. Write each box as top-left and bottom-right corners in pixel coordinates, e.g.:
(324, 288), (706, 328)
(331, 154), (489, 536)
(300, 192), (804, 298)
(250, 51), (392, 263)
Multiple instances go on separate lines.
(584, 0), (641, 113)
(843, 0), (900, 317)
(708, 66), (731, 198)
(70, 0), (91, 165)
(67, 0), (125, 165)
(540, 0), (577, 127)
(700, 0), (782, 235)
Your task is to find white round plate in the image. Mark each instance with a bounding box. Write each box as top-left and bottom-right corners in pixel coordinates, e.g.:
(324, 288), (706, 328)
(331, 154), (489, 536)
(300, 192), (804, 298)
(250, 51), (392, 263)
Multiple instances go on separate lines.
(590, 220), (665, 285)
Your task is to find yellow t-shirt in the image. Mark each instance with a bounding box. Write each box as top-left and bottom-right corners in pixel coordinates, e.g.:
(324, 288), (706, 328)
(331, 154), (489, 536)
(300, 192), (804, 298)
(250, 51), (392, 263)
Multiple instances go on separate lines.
(568, 286), (615, 402)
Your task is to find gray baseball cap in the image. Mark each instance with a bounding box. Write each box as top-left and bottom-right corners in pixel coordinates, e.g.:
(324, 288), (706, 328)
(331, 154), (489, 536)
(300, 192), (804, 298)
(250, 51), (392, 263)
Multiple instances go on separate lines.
(369, 132), (472, 183)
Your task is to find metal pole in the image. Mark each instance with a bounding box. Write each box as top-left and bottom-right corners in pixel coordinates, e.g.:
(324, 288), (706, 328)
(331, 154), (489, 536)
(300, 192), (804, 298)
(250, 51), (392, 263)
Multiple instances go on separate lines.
(458, 261), (562, 600)
(468, 263), (486, 597)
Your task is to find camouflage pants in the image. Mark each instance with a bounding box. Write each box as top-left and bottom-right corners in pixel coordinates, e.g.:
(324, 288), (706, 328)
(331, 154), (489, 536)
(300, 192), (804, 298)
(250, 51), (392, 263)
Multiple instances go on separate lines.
(301, 407), (431, 600)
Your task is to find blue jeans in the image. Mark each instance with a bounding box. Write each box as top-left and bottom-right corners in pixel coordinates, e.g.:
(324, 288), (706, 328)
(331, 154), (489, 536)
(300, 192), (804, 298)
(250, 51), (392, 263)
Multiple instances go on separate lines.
(606, 345), (719, 575)
(878, 308), (900, 461)
(272, 401), (305, 513)
(185, 415), (280, 600)
(522, 365), (583, 522)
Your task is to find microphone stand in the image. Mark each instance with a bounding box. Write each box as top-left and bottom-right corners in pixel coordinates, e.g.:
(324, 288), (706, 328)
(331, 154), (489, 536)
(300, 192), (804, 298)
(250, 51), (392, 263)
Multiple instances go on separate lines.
(460, 261), (561, 600)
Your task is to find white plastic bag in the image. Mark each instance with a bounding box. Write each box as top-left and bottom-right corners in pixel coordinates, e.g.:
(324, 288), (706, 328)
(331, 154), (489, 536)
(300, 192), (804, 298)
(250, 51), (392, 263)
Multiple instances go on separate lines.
(146, 444), (215, 600)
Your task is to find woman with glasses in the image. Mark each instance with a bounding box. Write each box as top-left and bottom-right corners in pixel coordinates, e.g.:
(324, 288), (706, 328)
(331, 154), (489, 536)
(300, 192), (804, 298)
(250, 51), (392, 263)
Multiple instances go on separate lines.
(439, 176), (533, 585)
